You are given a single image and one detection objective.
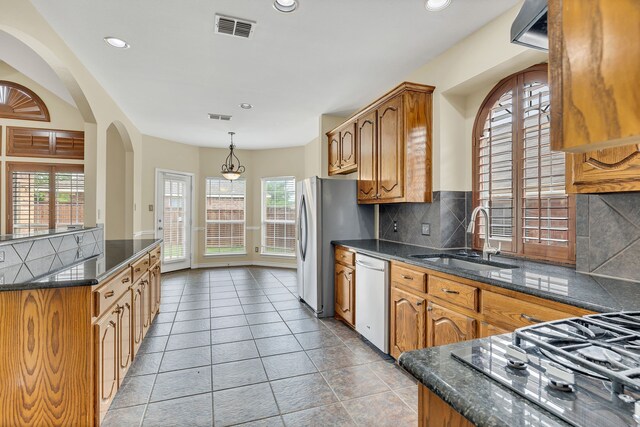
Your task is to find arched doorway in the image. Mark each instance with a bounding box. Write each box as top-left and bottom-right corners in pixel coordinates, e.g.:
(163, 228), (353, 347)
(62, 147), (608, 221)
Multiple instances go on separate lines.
(106, 122), (134, 239)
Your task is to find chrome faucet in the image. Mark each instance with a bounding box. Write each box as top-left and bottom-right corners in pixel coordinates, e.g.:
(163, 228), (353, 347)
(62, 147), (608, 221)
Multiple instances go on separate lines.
(467, 206), (501, 261)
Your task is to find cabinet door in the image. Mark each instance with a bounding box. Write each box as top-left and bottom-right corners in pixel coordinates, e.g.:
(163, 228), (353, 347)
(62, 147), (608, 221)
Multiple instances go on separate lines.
(132, 282), (144, 356)
(95, 309), (119, 422)
(117, 293), (132, 384)
(426, 303), (476, 347)
(357, 111), (378, 202)
(567, 147), (640, 193)
(377, 95), (404, 200)
(340, 122), (357, 173)
(479, 321), (511, 338)
(140, 273), (152, 335)
(390, 286), (426, 360)
(334, 263), (355, 326)
(549, 0), (640, 153)
(151, 265), (161, 316)
(328, 131), (341, 175)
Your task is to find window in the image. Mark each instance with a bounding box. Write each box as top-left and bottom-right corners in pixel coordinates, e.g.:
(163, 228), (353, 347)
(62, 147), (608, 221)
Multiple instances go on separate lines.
(205, 178), (246, 255)
(7, 163), (84, 235)
(261, 177), (296, 256)
(472, 64), (575, 264)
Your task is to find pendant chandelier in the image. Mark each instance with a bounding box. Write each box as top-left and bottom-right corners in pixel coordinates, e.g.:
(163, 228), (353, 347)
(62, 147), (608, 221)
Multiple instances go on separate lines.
(221, 131), (245, 181)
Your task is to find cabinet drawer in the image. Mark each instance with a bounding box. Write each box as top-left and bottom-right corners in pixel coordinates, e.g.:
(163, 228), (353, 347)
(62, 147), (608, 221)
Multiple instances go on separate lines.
(391, 264), (426, 293)
(481, 291), (574, 329)
(94, 268), (132, 317)
(149, 246), (161, 266)
(335, 247), (355, 266)
(132, 255), (151, 283)
(428, 276), (477, 312)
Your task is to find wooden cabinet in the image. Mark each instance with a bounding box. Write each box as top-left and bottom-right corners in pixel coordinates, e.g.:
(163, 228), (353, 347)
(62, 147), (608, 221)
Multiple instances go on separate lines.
(328, 82), (434, 202)
(377, 95), (404, 201)
(419, 384), (473, 427)
(150, 264), (161, 316)
(95, 307), (119, 422)
(549, 0), (640, 193)
(327, 122), (357, 175)
(481, 290), (575, 330)
(335, 264), (355, 326)
(357, 110), (378, 201)
(479, 321), (511, 338)
(334, 246), (356, 327)
(131, 280), (144, 356)
(116, 292), (132, 386)
(390, 286), (426, 360)
(426, 303), (476, 347)
(140, 272), (152, 335)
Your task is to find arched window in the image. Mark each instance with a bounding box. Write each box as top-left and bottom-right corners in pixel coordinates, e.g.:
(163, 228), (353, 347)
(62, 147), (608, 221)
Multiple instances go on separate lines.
(0, 81), (50, 121)
(472, 64), (575, 264)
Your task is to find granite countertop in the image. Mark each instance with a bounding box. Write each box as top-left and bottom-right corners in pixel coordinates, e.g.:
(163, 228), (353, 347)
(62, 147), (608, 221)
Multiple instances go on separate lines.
(333, 239), (640, 313)
(398, 337), (572, 427)
(0, 239), (162, 291)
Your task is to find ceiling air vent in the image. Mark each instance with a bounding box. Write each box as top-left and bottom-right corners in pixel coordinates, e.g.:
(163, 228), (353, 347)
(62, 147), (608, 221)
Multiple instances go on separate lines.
(214, 14), (256, 39)
(208, 113), (232, 121)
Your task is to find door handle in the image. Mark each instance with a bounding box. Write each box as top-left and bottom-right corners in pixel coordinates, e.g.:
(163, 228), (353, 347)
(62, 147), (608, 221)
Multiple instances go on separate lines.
(158, 227), (163, 231)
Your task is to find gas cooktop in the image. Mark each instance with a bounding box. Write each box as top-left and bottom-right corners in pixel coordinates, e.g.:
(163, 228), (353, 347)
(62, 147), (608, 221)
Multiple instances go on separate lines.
(451, 312), (640, 427)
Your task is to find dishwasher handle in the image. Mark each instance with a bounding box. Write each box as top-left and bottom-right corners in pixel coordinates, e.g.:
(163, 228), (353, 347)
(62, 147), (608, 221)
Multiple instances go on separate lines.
(355, 260), (386, 272)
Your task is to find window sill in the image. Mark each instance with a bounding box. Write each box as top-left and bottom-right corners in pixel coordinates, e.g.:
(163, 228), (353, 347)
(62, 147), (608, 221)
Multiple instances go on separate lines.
(259, 252), (296, 259)
(202, 252), (247, 258)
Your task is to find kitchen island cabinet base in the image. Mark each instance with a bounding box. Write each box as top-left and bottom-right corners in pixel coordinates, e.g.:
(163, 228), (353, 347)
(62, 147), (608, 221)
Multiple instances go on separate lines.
(419, 383), (473, 427)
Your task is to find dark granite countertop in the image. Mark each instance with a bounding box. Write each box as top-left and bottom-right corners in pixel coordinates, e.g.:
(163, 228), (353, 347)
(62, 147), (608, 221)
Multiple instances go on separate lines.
(333, 239), (640, 313)
(398, 337), (571, 427)
(0, 239), (162, 291)
(0, 226), (98, 244)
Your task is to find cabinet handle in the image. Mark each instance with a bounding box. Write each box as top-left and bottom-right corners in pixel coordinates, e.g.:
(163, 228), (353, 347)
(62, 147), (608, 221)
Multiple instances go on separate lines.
(113, 305), (122, 314)
(416, 301), (423, 306)
(426, 304), (433, 311)
(402, 275), (414, 281)
(520, 313), (543, 324)
(135, 267), (141, 272)
(441, 288), (459, 295)
(122, 277), (130, 284)
(104, 291), (115, 298)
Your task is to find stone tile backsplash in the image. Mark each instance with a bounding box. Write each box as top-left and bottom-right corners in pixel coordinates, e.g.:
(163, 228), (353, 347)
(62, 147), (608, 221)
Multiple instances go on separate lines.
(576, 193), (640, 282)
(0, 227), (104, 284)
(379, 191), (471, 249)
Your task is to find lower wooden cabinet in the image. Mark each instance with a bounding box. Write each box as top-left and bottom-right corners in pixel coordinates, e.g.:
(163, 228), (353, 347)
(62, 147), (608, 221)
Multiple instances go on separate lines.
(426, 302), (476, 347)
(150, 264), (161, 316)
(95, 307), (119, 422)
(419, 384), (473, 427)
(390, 286), (426, 360)
(140, 272), (152, 335)
(116, 292), (133, 386)
(479, 321), (511, 338)
(335, 263), (355, 326)
(131, 280), (144, 356)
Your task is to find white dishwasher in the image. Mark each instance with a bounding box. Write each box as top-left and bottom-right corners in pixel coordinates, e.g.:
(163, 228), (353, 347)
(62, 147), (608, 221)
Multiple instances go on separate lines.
(355, 253), (389, 353)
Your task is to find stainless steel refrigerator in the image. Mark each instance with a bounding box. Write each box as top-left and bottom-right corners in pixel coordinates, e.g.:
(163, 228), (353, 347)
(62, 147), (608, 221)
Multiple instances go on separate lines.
(296, 177), (375, 317)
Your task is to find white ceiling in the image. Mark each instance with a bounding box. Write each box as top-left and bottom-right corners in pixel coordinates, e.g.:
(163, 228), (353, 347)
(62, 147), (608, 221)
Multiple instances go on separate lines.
(0, 32), (76, 106)
(29, 0), (518, 149)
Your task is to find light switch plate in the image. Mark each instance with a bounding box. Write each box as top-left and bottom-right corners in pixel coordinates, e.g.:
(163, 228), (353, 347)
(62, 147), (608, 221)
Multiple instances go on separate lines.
(421, 223), (430, 236)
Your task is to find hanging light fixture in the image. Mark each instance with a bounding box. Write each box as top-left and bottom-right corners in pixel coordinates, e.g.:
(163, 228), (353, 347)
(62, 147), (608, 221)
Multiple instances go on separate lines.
(221, 132), (245, 181)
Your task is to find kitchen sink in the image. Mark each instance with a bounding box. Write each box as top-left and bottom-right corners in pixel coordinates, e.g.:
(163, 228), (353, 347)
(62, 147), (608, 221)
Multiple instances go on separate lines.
(409, 254), (517, 272)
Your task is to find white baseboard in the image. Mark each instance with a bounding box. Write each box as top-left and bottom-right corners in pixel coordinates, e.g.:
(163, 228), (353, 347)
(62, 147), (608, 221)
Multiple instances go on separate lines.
(191, 260), (296, 270)
(134, 230), (156, 238)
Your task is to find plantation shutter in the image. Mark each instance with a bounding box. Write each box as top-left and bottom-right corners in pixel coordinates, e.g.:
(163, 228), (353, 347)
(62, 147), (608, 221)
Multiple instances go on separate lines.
(55, 171), (85, 230)
(11, 169), (50, 235)
(473, 64), (575, 263)
(205, 178), (246, 255)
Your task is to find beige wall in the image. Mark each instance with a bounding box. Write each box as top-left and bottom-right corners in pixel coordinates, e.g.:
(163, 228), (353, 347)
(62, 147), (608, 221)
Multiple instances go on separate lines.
(0, 62), (85, 234)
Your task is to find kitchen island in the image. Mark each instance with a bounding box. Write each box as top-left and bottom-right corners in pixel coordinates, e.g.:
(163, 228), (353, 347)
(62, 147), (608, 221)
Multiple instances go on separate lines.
(0, 236), (162, 426)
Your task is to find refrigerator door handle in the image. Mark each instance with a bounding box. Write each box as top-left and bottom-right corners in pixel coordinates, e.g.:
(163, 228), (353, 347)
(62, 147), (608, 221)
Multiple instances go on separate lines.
(299, 194), (308, 261)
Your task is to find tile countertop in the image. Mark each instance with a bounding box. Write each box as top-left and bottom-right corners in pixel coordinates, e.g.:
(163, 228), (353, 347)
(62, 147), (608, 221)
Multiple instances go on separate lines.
(0, 239), (162, 292)
(398, 337), (572, 427)
(332, 239), (640, 313)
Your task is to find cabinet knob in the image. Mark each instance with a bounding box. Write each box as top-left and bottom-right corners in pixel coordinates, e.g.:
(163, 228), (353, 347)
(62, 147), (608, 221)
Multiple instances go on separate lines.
(427, 304), (433, 311)
(416, 300), (423, 306)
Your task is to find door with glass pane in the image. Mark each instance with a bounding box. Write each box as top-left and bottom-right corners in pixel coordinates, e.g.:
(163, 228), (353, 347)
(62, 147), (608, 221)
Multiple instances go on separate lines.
(156, 171), (192, 272)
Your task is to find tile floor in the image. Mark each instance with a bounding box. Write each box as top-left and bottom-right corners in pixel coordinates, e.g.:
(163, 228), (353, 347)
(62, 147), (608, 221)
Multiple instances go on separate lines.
(103, 267), (418, 427)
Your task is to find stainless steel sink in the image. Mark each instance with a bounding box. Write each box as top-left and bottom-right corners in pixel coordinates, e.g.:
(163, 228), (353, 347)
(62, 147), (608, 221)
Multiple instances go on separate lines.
(409, 254), (517, 272)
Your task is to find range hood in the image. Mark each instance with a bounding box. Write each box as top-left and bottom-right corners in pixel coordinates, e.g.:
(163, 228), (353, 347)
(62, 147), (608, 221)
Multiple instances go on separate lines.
(511, 0), (548, 51)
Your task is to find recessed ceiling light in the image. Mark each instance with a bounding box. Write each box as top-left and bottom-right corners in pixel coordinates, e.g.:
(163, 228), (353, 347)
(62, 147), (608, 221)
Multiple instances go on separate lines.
(104, 36), (130, 49)
(273, 0), (298, 13)
(240, 103), (253, 110)
(425, 0), (451, 11)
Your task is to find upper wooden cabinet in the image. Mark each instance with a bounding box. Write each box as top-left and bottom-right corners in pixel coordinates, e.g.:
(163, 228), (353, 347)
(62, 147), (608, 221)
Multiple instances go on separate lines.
(549, 0), (640, 193)
(7, 127), (84, 159)
(327, 122), (357, 175)
(327, 82), (435, 202)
